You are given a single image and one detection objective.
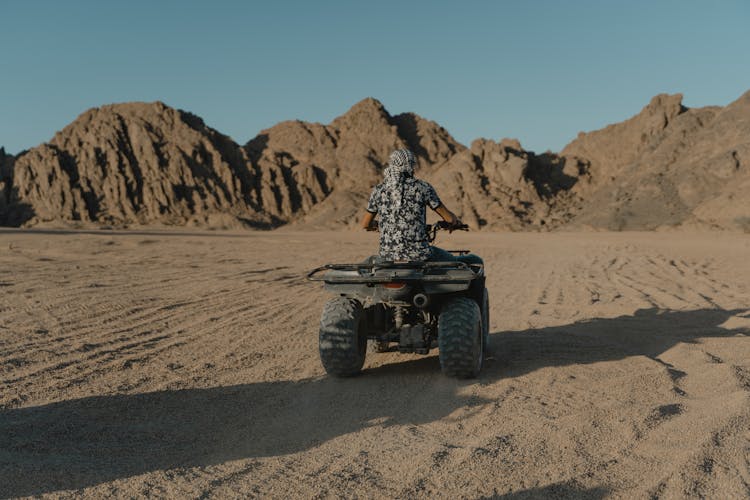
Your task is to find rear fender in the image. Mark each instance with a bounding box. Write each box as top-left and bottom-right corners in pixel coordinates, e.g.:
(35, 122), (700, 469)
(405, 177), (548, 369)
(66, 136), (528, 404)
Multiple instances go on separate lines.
(468, 275), (486, 304)
(324, 282), (374, 299)
(423, 282), (471, 294)
(324, 282), (417, 302)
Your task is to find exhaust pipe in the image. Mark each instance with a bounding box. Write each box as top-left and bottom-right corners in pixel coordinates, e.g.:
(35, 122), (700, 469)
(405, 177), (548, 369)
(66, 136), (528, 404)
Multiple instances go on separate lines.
(413, 293), (429, 308)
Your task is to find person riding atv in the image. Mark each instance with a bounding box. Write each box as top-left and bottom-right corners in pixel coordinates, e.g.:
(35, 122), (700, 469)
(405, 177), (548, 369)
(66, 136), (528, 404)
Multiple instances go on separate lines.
(360, 149), (481, 266)
(308, 149), (489, 378)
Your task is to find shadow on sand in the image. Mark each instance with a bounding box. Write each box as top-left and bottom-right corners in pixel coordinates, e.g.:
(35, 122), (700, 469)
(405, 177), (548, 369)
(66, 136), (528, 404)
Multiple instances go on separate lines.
(1, 307), (747, 497)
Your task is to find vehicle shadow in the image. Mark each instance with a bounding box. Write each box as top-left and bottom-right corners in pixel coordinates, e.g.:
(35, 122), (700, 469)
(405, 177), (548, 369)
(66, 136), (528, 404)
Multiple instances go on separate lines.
(489, 482), (610, 499)
(0, 362), (486, 497)
(0, 307), (746, 497)
(483, 307), (748, 380)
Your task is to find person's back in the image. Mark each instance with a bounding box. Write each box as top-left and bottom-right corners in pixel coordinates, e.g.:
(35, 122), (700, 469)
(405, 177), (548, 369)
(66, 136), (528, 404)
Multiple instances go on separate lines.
(362, 149), (460, 261)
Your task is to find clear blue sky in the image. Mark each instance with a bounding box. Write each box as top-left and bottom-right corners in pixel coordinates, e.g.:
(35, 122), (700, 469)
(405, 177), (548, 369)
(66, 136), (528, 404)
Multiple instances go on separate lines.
(1, 0), (748, 155)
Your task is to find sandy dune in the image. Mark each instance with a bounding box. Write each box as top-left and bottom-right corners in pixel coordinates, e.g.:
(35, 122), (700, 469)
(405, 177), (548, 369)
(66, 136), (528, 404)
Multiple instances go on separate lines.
(1, 229), (749, 498)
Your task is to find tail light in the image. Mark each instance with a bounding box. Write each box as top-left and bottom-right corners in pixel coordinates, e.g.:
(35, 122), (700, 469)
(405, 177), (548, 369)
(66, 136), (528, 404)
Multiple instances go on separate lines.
(382, 282), (406, 289)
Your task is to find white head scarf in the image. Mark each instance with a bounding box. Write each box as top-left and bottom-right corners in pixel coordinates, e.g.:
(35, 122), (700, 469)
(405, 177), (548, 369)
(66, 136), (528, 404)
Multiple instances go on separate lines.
(383, 149), (417, 212)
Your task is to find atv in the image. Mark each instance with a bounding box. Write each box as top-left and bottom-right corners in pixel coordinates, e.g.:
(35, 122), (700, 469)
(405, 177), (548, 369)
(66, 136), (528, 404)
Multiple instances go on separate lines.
(307, 221), (489, 378)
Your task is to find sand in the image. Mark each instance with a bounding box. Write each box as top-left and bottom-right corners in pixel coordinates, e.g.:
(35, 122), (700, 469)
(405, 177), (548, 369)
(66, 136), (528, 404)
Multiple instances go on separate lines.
(1, 229), (749, 499)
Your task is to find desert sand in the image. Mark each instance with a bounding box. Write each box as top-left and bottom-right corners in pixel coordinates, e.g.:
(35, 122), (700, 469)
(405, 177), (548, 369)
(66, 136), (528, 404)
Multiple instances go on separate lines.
(1, 229), (749, 499)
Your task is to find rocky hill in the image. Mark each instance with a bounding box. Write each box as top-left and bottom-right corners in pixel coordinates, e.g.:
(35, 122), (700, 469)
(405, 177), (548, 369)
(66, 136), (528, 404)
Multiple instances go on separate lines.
(4, 103), (267, 228)
(562, 91), (750, 230)
(424, 138), (589, 230)
(244, 97), (465, 228)
(1, 90), (748, 230)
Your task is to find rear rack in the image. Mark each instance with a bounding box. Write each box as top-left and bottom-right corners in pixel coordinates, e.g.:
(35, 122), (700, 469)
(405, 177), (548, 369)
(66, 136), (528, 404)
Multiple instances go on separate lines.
(307, 260), (483, 284)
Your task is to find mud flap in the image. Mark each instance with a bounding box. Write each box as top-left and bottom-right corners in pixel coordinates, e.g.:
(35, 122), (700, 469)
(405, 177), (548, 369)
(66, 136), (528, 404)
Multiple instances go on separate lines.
(399, 324), (428, 353)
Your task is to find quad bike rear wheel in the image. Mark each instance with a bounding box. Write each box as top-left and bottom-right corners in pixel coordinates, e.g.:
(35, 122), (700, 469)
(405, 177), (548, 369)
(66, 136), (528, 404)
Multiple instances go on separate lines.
(438, 297), (483, 378)
(319, 297), (367, 377)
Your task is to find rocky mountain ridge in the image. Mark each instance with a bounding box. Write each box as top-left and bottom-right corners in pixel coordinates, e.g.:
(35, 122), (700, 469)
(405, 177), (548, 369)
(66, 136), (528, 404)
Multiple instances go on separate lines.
(562, 91), (750, 230)
(1, 90), (748, 230)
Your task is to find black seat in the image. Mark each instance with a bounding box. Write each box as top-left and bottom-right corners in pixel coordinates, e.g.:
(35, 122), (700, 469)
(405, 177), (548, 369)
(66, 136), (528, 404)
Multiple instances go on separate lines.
(455, 253), (483, 266)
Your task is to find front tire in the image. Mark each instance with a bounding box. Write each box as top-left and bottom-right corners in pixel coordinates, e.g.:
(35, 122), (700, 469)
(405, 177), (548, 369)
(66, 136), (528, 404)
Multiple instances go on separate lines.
(438, 297), (483, 378)
(319, 298), (366, 377)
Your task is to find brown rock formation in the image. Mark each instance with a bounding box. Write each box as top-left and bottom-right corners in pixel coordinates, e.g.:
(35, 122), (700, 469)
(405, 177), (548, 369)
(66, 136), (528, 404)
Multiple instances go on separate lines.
(244, 97), (586, 231)
(9, 102), (269, 228)
(3, 98), (469, 228)
(3, 90), (748, 231)
(563, 94), (688, 187)
(245, 97), (465, 227)
(562, 91), (750, 230)
(425, 139), (589, 230)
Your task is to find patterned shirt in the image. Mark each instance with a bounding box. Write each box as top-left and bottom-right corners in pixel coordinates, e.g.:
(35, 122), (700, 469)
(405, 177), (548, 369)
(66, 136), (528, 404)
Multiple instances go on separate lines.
(366, 177), (442, 261)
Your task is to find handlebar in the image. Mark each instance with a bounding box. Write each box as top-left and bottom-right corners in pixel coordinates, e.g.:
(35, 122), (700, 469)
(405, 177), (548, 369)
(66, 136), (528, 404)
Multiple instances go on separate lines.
(429, 221), (469, 231)
(426, 221), (469, 242)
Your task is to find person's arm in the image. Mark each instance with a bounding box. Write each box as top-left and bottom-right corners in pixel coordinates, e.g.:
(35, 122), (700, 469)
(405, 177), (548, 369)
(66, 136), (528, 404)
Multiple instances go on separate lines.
(361, 211), (378, 231)
(363, 185), (380, 230)
(424, 182), (461, 228)
(434, 203), (460, 227)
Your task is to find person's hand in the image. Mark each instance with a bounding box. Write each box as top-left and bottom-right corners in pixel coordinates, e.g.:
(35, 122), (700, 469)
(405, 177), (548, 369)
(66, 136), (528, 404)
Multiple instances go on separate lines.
(449, 217), (463, 232)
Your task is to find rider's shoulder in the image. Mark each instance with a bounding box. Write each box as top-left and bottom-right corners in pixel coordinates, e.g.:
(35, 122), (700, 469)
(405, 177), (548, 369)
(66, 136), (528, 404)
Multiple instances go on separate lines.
(414, 178), (437, 191)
